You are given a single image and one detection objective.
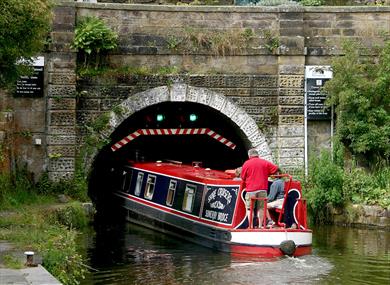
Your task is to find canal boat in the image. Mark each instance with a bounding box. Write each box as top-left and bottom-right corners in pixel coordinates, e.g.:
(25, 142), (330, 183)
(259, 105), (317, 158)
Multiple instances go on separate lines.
(114, 160), (312, 257)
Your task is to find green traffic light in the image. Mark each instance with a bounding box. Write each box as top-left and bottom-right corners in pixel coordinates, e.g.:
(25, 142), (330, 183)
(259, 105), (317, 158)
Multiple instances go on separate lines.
(156, 114), (165, 122)
(189, 114), (197, 122)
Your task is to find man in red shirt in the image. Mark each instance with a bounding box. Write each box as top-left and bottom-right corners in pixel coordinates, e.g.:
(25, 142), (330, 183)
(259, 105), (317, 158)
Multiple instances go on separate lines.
(240, 148), (279, 228)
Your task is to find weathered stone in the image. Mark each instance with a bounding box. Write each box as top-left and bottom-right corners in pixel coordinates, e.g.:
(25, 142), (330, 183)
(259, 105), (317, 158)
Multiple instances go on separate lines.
(279, 157), (304, 167)
(279, 137), (304, 148)
(48, 98), (76, 110)
(52, 6), (75, 32)
(280, 106), (304, 115)
(48, 157), (75, 172)
(47, 135), (76, 145)
(49, 111), (76, 126)
(279, 89), (304, 96)
(279, 115), (304, 124)
(48, 126), (76, 135)
(49, 73), (76, 85)
(77, 98), (100, 110)
(47, 53), (76, 72)
(48, 145), (75, 157)
(279, 148), (304, 158)
(279, 75), (304, 88)
(48, 171), (74, 182)
(48, 85), (76, 98)
(279, 96), (304, 105)
(231, 96), (278, 106)
(252, 76), (278, 88)
(278, 125), (304, 137)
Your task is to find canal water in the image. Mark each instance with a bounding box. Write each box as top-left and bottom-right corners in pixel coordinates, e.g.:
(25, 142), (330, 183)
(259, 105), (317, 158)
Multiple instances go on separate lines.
(79, 221), (389, 285)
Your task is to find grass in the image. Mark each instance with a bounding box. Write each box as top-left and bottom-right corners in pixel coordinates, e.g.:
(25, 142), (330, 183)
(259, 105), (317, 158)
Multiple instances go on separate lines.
(0, 202), (89, 284)
(0, 169), (91, 284)
(2, 254), (23, 269)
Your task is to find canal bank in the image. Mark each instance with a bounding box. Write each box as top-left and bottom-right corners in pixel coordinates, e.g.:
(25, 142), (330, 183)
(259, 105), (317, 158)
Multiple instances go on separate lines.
(0, 200), (94, 285)
(0, 266), (61, 285)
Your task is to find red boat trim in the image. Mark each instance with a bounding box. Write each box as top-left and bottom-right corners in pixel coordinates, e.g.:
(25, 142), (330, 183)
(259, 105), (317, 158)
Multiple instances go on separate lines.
(117, 191), (311, 234)
(111, 128), (237, 152)
(230, 244), (312, 257)
(116, 191), (233, 229)
(130, 166), (240, 186)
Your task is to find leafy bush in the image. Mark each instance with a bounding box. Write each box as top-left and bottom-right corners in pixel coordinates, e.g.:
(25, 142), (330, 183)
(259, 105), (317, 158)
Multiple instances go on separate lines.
(324, 39), (390, 167)
(41, 228), (86, 285)
(305, 151), (344, 223)
(305, 148), (390, 224)
(51, 203), (89, 229)
(343, 167), (390, 208)
(71, 16), (118, 69)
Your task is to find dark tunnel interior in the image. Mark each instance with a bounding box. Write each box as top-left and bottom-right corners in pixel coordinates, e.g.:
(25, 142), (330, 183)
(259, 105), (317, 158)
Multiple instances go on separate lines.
(88, 102), (251, 209)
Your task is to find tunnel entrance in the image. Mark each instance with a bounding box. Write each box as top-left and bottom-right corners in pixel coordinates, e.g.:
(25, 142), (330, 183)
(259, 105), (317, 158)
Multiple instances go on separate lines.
(87, 84), (272, 212)
(89, 101), (249, 210)
(110, 102), (248, 169)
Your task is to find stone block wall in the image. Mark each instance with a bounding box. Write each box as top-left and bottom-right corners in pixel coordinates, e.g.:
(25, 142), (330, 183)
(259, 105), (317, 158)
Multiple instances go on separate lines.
(8, 2), (389, 179)
(46, 4), (78, 181)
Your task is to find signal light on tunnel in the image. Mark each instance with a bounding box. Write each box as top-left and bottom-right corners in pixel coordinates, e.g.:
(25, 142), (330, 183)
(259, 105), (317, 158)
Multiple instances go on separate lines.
(156, 114), (165, 122)
(189, 114), (198, 122)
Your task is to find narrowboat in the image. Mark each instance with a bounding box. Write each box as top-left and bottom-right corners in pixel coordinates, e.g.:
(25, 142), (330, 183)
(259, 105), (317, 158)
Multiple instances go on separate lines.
(115, 160), (312, 257)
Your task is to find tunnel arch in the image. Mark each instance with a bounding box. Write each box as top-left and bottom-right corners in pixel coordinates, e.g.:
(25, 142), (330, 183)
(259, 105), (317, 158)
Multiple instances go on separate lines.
(87, 83), (275, 210)
(101, 83), (273, 162)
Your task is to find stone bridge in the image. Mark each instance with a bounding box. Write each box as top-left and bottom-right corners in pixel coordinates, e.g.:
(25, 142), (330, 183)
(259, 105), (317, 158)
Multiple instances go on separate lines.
(0, 2), (389, 181)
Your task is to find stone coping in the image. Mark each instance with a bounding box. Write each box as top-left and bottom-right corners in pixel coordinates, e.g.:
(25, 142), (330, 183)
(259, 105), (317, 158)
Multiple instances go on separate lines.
(56, 1), (390, 13)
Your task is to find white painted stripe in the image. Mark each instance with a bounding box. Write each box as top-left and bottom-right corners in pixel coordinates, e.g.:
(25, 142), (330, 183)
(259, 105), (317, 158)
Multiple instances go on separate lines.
(112, 128), (236, 151)
(230, 231), (312, 246)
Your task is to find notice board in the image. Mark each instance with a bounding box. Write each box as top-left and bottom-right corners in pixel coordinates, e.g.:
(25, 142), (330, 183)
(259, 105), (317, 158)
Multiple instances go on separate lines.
(305, 66), (333, 120)
(15, 57), (44, 98)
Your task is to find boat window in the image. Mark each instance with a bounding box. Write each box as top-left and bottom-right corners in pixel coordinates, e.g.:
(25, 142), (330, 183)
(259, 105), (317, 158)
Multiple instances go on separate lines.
(134, 172), (144, 196)
(166, 180), (177, 206)
(122, 170), (133, 193)
(182, 184), (196, 212)
(144, 175), (156, 200)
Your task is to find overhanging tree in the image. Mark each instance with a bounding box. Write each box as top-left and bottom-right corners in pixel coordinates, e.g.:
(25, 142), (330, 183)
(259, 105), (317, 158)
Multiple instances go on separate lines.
(0, 0), (52, 88)
(325, 40), (390, 168)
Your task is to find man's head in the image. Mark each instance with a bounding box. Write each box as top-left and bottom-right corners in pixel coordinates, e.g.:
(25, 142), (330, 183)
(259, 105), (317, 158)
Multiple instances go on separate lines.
(248, 148), (259, 157)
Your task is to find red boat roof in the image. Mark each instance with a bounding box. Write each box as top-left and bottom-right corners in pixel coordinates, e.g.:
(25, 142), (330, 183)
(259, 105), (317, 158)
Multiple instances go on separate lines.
(129, 161), (241, 185)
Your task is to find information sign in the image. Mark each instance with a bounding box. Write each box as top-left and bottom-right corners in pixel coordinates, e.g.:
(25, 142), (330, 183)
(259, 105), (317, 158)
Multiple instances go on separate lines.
(305, 66), (333, 120)
(15, 57), (44, 98)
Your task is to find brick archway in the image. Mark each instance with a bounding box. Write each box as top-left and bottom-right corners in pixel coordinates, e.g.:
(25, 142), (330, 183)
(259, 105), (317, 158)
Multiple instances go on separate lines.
(102, 83), (273, 161)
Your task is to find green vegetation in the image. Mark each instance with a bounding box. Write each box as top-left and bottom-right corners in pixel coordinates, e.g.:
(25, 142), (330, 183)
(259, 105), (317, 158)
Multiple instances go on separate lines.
(0, 168), (91, 284)
(166, 28), (254, 56)
(71, 16), (118, 69)
(77, 65), (180, 78)
(0, 0), (52, 88)
(305, 38), (390, 224)
(0, 166), (88, 211)
(324, 39), (390, 168)
(0, 203), (88, 284)
(3, 254), (23, 269)
(298, 0), (325, 6)
(263, 30), (280, 54)
(305, 149), (390, 224)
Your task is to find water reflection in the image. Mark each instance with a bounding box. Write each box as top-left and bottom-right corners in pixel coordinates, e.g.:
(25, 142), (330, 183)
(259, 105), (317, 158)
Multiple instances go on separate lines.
(79, 221), (389, 285)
